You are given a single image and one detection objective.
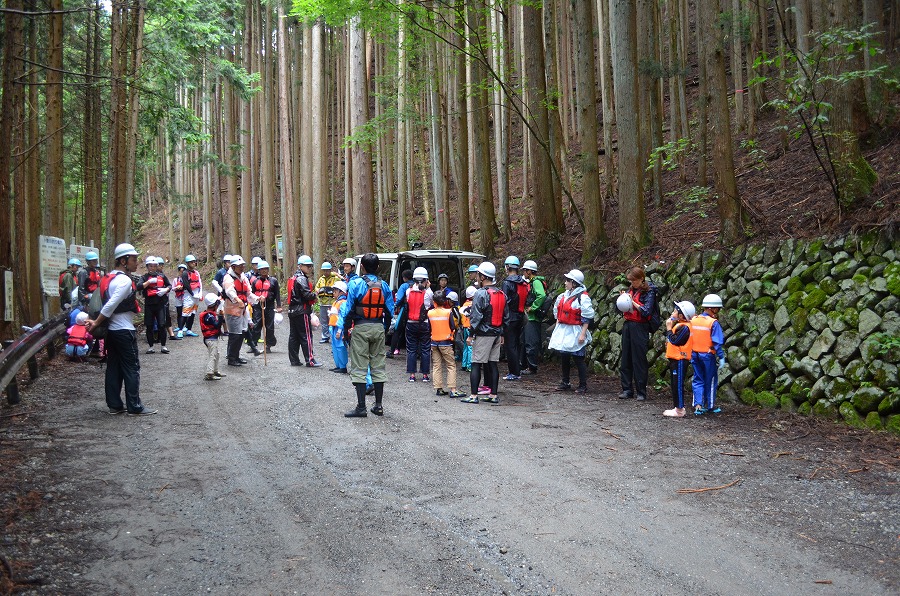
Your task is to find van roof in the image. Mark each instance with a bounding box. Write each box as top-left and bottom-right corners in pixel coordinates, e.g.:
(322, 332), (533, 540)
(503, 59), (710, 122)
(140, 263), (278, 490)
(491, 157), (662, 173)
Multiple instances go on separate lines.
(355, 250), (486, 260)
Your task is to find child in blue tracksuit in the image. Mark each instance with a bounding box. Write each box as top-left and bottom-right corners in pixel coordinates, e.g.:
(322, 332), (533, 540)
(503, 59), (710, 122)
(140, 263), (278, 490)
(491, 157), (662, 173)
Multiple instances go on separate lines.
(329, 282), (349, 372)
(691, 293), (726, 415)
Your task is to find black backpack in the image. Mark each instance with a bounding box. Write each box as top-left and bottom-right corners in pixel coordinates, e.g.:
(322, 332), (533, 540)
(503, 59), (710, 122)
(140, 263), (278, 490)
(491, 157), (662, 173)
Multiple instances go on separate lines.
(525, 278), (552, 323)
(647, 281), (663, 333)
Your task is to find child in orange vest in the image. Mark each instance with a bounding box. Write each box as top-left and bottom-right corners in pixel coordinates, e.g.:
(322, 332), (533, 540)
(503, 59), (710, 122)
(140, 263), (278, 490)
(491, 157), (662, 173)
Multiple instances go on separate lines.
(328, 281), (349, 373)
(663, 301), (695, 417)
(428, 291), (465, 397)
(691, 294), (726, 415)
(459, 286), (475, 371)
(65, 311), (94, 359)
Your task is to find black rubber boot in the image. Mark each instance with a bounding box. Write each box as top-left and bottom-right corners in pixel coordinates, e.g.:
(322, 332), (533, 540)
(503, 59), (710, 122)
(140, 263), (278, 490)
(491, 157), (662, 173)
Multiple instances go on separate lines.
(371, 382), (385, 416)
(345, 383), (368, 417)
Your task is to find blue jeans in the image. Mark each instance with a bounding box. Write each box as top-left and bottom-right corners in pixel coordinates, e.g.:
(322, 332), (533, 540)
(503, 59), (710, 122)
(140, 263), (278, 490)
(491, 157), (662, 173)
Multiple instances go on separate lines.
(105, 329), (143, 412)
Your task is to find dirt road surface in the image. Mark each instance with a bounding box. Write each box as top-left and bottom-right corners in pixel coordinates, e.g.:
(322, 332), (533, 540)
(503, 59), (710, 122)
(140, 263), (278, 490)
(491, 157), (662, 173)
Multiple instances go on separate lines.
(1, 326), (898, 595)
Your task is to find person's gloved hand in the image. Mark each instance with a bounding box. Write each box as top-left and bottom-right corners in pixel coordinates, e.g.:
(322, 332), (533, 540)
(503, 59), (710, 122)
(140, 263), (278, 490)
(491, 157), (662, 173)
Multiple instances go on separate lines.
(718, 358), (727, 371)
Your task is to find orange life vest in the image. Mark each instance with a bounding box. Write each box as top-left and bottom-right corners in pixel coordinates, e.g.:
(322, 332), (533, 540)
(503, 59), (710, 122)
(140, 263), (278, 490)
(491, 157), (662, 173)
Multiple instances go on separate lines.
(665, 322), (693, 360)
(486, 287), (506, 327)
(406, 288), (427, 322)
(354, 278), (386, 320)
(690, 314), (716, 354)
(428, 307), (453, 342)
(330, 298), (346, 327)
(460, 300), (472, 328)
(68, 325), (89, 347)
(557, 293), (583, 326)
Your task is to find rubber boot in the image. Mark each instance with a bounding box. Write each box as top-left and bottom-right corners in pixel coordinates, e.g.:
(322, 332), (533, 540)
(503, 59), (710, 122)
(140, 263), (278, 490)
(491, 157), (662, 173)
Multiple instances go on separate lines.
(371, 382), (385, 416)
(345, 383), (368, 417)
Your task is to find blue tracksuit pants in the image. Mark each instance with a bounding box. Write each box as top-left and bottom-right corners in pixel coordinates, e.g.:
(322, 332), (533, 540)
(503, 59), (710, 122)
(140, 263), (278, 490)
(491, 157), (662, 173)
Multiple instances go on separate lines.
(691, 352), (718, 410)
(668, 358), (691, 409)
(330, 326), (348, 369)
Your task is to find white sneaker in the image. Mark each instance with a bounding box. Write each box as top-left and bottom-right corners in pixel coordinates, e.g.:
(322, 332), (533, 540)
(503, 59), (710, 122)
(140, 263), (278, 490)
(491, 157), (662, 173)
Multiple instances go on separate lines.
(663, 408), (686, 417)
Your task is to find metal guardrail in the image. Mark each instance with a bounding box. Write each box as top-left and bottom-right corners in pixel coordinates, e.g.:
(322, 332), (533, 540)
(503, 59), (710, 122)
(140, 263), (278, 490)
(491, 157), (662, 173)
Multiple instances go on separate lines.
(0, 309), (70, 405)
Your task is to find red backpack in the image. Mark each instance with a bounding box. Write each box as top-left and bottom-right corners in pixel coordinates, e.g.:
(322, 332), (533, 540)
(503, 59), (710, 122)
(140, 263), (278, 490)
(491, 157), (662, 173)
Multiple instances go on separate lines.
(514, 281), (529, 314)
(486, 287), (507, 327)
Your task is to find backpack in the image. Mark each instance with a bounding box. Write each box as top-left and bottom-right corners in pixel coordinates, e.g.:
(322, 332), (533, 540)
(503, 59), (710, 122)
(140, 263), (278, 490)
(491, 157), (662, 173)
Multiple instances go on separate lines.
(525, 278), (552, 323)
(647, 280), (663, 333)
(354, 278), (386, 320)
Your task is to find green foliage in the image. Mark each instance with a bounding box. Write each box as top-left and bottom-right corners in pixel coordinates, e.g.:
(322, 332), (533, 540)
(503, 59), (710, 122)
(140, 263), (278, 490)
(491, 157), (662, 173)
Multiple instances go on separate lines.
(740, 139), (768, 171)
(647, 138), (691, 173)
(664, 186), (712, 224)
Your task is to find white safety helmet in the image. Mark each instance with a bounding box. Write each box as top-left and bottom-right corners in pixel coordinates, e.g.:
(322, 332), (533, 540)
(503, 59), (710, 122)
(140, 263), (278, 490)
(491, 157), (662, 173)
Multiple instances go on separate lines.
(342, 257), (357, 267)
(298, 254), (314, 266)
(251, 256), (262, 265)
(465, 286), (477, 299)
(413, 266), (429, 280)
(230, 255), (246, 266)
(204, 292), (220, 306)
(333, 280), (348, 294)
(177, 263), (187, 270)
(447, 291), (459, 303)
(257, 260), (270, 270)
(184, 254), (197, 263)
(144, 255), (157, 265)
(223, 254), (233, 263)
(477, 262), (496, 279)
(701, 294), (724, 308)
(674, 300), (696, 319)
(114, 243), (139, 259)
(616, 294), (634, 313)
(274, 312), (284, 325)
(564, 269), (585, 285)
(75, 311), (89, 324)
(522, 260), (538, 272)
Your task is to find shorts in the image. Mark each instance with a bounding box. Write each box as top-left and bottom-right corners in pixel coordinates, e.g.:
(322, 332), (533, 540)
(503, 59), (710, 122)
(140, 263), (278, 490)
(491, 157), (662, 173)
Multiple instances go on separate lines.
(471, 335), (502, 364)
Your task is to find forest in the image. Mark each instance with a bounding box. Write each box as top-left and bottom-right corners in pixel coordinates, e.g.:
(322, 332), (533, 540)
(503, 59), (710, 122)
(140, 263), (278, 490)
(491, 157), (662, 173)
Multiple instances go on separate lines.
(0, 0), (897, 338)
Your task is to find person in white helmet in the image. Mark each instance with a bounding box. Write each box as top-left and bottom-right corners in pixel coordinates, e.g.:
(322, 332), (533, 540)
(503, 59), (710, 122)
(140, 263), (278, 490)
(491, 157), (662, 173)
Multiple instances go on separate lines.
(691, 293), (726, 415)
(199, 292), (226, 381)
(340, 257), (357, 283)
(179, 254), (203, 337)
(388, 269), (415, 358)
(663, 301), (695, 417)
(140, 256), (172, 354)
(84, 243), (157, 416)
(520, 260), (546, 375)
(287, 255), (322, 367)
(314, 261), (342, 344)
(249, 261), (281, 353)
(404, 266), (434, 382)
(500, 256), (528, 380)
(460, 262), (508, 404)
(548, 269), (595, 393)
(222, 255), (259, 366)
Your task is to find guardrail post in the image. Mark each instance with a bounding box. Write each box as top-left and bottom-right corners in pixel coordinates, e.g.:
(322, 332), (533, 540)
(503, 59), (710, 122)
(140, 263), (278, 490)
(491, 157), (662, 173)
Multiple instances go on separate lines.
(2, 340), (20, 405)
(27, 356), (39, 380)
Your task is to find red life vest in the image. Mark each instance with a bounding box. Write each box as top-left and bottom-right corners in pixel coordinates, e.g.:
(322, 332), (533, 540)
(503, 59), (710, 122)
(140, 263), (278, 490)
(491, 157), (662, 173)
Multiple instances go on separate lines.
(145, 275), (165, 297)
(253, 276), (271, 300)
(231, 273), (249, 302)
(58, 271), (68, 292)
(187, 270), (201, 292)
(486, 287), (506, 327)
(355, 278), (386, 320)
(514, 281), (529, 314)
(86, 269), (101, 293)
(406, 289), (427, 322)
(624, 287), (649, 323)
(173, 275), (185, 298)
(99, 271), (140, 314)
(68, 325), (89, 347)
(557, 293), (583, 325)
(200, 310), (220, 339)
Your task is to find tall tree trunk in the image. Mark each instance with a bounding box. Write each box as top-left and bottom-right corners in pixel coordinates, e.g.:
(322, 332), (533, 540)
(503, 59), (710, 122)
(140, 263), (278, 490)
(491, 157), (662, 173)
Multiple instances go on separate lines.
(427, 38), (451, 249)
(573, 0), (608, 260)
(46, 0), (64, 237)
(491, 0), (511, 238)
(396, 5), (409, 250)
(83, 0), (103, 248)
(349, 17), (375, 252)
(470, 1), (497, 256)
(611, 0), (649, 255)
(703, 0), (745, 245)
(596, 0), (616, 200)
(696, 0), (709, 187)
(301, 24), (313, 253)
(277, 2), (297, 269)
(451, 7), (471, 251)
(25, 3), (42, 321)
(542, 0), (567, 230)
(312, 19), (327, 265)
(731, 0), (745, 131)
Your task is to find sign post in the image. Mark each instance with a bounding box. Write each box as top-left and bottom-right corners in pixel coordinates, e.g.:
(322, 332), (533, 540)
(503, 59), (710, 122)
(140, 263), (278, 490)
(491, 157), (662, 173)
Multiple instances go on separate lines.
(3, 271), (12, 322)
(39, 236), (68, 297)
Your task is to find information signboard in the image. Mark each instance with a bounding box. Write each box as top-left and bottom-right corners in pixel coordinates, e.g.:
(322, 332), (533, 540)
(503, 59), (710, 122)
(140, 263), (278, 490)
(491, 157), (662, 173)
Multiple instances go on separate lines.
(3, 270), (12, 321)
(69, 243), (97, 263)
(39, 235), (68, 297)
(275, 235), (284, 260)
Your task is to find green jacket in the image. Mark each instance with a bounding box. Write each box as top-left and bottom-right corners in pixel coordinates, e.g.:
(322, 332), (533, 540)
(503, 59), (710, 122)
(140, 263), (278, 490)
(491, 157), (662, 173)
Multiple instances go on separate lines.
(525, 275), (547, 322)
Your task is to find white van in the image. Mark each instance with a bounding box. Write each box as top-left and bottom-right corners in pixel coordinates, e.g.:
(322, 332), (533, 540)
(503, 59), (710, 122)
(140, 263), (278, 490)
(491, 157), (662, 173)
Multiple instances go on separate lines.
(354, 250), (485, 293)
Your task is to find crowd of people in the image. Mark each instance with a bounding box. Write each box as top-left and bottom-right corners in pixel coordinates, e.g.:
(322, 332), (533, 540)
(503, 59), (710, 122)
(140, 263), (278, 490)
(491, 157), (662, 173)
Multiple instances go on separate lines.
(62, 247), (726, 420)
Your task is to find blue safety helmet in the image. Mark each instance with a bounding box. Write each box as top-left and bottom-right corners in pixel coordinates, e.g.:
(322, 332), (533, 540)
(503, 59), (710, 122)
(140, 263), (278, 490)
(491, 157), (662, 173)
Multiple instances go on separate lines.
(504, 256), (520, 267)
(467, 264), (479, 273)
(85, 251), (99, 262)
(68, 258), (81, 267)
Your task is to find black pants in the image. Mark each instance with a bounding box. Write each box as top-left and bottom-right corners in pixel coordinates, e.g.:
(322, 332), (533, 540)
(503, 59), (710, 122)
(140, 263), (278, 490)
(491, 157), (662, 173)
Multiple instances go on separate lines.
(251, 304), (276, 347)
(620, 320), (650, 397)
(145, 303), (167, 347)
(226, 330), (245, 362)
(470, 361), (499, 395)
(504, 316), (525, 376)
(288, 312), (314, 365)
(105, 329), (143, 412)
(390, 309), (408, 352)
(521, 319), (542, 371)
(561, 352), (587, 389)
(405, 320), (431, 374)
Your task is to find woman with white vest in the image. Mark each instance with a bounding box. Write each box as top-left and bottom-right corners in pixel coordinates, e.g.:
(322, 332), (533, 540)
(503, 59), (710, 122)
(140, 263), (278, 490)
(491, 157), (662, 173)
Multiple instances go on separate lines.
(548, 269), (595, 394)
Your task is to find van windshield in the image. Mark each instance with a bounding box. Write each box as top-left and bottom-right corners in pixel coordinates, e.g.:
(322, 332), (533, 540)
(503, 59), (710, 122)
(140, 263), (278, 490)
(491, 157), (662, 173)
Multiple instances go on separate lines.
(398, 258), (463, 294)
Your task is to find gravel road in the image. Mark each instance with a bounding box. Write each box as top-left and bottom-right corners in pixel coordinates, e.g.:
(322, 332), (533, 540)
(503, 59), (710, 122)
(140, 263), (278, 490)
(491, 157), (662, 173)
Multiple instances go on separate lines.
(1, 325), (898, 595)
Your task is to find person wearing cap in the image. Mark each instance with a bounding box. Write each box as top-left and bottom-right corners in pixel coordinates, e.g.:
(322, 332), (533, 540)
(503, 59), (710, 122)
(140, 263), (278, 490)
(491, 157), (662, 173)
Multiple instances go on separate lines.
(405, 267), (434, 382)
(213, 254), (232, 297)
(336, 253), (395, 417)
(548, 269), (595, 394)
(618, 266), (657, 401)
(520, 260), (546, 375)
(222, 255), (259, 366)
(459, 286), (476, 371)
(466, 264), (480, 289)
(140, 256), (172, 354)
(340, 257), (357, 283)
(84, 243), (157, 416)
(200, 293), (227, 381)
(60, 258), (81, 309)
(249, 260), (281, 354)
(500, 256), (528, 381)
(387, 269), (414, 358)
(314, 261), (342, 344)
(691, 294), (726, 415)
(287, 255), (322, 367)
(249, 256), (262, 283)
(663, 300), (695, 417)
(171, 263), (187, 337)
(155, 258), (178, 342)
(327, 280), (349, 373)
(460, 262), (508, 404)
(77, 250), (103, 307)
(179, 254), (203, 337)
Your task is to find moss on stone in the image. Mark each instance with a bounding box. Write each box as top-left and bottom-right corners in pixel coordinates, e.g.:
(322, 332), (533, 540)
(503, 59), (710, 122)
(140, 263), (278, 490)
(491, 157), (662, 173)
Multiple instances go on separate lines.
(801, 288), (827, 310)
(819, 277), (838, 296)
(785, 291), (805, 312)
(785, 276), (804, 293)
(878, 391), (900, 415)
(754, 296), (775, 311)
(756, 391), (779, 408)
(798, 401), (812, 416)
(864, 411), (883, 430)
(740, 389), (756, 405)
(813, 399), (838, 419)
(839, 401), (866, 428)
(781, 395), (797, 411)
(886, 414), (900, 435)
(805, 239), (825, 261)
(753, 370), (775, 391)
(791, 307), (809, 333)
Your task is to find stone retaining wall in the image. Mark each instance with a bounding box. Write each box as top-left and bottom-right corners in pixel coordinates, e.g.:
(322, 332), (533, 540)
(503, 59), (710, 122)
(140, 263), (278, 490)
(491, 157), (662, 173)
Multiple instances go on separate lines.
(573, 231), (899, 433)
